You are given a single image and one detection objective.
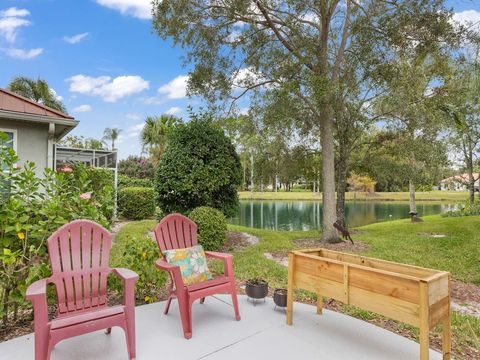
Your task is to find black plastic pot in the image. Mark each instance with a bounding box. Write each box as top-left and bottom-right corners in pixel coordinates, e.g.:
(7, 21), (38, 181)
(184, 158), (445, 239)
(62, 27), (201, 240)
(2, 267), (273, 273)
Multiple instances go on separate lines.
(245, 280), (268, 299)
(273, 288), (288, 308)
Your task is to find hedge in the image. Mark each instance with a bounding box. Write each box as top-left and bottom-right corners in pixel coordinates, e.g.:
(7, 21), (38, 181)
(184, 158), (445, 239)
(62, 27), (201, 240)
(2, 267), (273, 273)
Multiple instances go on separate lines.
(118, 175), (153, 189)
(118, 187), (155, 220)
(189, 206), (227, 251)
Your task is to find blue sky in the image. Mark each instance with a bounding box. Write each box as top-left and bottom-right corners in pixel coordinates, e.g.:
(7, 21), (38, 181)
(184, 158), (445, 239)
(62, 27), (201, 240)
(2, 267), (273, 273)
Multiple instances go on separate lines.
(0, 0), (479, 159)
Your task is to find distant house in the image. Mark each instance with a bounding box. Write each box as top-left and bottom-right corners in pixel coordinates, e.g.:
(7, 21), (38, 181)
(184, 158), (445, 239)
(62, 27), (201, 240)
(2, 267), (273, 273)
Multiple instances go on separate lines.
(0, 88), (78, 178)
(439, 173), (480, 191)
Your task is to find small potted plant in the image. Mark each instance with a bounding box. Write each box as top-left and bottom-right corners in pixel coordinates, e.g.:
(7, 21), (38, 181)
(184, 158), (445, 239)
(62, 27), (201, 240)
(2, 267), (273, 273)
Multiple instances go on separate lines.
(245, 278), (268, 304)
(273, 288), (288, 309)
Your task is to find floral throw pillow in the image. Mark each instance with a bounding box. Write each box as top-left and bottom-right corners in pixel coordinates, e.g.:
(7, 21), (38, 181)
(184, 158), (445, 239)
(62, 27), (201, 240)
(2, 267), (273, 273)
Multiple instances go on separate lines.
(164, 245), (213, 285)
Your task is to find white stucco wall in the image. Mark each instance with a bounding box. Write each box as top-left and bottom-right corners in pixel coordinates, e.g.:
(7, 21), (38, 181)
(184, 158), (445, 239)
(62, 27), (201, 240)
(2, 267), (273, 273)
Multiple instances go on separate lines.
(0, 118), (50, 178)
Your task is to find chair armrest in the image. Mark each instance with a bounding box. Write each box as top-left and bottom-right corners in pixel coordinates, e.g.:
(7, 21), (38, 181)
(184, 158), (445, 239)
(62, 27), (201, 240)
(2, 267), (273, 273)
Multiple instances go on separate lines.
(26, 279), (49, 329)
(26, 278), (48, 301)
(111, 268), (138, 307)
(111, 268), (139, 282)
(155, 259), (185, 289)
(205, 251), (234, 277)
(205, 251), (232, 260)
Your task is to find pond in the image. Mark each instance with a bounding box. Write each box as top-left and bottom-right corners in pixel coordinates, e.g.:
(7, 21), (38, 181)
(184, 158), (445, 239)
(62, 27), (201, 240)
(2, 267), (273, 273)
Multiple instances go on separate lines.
(230, 200), (456, 231)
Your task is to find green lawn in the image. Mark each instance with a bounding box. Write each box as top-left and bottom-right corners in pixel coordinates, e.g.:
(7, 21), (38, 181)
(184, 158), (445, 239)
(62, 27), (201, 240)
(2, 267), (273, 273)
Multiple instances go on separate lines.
(238, 190), (470, 202)
(115, 214), (480, 357)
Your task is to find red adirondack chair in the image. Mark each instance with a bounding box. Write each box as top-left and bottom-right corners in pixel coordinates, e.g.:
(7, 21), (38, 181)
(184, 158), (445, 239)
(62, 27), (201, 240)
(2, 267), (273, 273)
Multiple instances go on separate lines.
(26, 220), (138, 360)
(154, 213), (241, 339)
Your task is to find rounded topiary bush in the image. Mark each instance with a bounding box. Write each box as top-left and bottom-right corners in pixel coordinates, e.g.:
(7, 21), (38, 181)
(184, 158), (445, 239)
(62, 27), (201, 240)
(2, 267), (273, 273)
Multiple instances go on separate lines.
(118, 187), (155, 220)
(189, 206), (227, 251)
(155, 114), (242, 217)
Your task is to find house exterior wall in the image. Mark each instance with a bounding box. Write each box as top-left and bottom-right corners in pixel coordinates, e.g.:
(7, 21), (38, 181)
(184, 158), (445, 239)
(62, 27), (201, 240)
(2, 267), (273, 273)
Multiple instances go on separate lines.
(0, 118), (50, 178)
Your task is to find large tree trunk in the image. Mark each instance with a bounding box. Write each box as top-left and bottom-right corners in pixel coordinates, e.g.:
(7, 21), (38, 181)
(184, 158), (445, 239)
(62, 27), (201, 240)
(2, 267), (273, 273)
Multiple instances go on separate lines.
(320, 112), (340, 243)
(409, 179), (421, 222)
(336, 147), (348, 227)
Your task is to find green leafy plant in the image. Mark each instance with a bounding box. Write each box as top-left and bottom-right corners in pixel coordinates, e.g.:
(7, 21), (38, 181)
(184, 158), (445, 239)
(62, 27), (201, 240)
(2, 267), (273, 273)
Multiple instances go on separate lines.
(118, 187), (155, 220)
(189, 206), (227, 251)
(155, 114), (242, 217)
(0, 132), (112, 327)
(109, 228), (167, 304)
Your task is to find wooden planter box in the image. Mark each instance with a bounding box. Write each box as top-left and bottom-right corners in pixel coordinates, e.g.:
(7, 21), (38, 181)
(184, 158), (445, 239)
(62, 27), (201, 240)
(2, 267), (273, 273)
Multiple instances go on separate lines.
(286, 248), (451, 360)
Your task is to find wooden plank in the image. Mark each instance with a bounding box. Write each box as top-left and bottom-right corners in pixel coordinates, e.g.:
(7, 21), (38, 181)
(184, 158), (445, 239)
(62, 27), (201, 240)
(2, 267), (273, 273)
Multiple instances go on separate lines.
(343, 265), (349, 304)
(294, 271), (344, 300)
(419, 281), (430, 360)
(349, 266), (420, 304)
(295, 255), (344, 283)
(349, 286), (420, 327)
(317, 249), (438, 279)
(428, 274), (449, 306)
(286, 252), (295, 325)
(429, 296), (449, 328)
(295, 251), (425, 282)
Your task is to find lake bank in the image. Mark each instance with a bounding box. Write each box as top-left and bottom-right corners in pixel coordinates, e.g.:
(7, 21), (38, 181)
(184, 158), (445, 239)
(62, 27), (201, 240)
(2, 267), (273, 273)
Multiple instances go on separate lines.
(238, 190), (470, 202)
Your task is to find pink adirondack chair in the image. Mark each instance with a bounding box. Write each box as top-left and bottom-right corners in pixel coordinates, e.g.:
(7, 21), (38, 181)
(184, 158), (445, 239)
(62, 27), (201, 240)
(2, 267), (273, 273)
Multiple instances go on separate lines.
(26, 220), (138, 360)
(154, 213), (241, 339)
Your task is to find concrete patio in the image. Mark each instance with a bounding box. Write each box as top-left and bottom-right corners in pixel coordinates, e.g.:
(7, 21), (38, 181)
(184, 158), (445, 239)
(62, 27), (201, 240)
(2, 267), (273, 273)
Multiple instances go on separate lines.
(1, 295), (441, 360)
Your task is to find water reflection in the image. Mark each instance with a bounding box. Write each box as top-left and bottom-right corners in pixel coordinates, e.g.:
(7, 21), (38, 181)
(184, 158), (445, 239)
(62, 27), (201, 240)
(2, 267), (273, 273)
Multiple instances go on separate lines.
(230, 200), (456, 231)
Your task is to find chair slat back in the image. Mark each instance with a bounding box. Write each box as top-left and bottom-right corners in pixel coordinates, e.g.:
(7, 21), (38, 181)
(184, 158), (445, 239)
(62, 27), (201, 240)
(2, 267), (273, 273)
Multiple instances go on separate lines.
(47, 220), (111, 315)
(154, 214), (197, 252)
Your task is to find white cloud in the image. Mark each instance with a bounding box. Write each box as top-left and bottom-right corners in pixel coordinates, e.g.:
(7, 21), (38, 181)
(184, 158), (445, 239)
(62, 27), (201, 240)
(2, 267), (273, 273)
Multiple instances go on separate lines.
(72, 104), (92, 113)
(1, 7), (30, 17)
(126, 113), (141, 120)
(165, 106), (182, 115)
(50, 88), (63, 102)
(158, 75), (189, 99)
(96, 0), (152, 19)
(67, 74), (149, 102)
(5, 47), (42, 59)
(122, 123), (145, 139)
(64, 32), (89, 44)
(0, 7), (31, 43)
(452, 10), (480, 32)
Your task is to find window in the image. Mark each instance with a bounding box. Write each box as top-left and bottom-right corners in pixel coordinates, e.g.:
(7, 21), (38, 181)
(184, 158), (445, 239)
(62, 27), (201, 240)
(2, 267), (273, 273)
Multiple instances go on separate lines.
(0, 128), (17, 151)
(0, 128), (17, 171)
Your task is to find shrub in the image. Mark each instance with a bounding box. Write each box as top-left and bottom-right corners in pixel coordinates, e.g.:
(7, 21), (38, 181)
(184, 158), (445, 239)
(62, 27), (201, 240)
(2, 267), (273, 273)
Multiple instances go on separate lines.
(118, 187), (155, 220)
(109, 226), (167, 303)
(0, 132), (112, 326)
(189, 206), (227, 251)
(155, 114), (242, 217)
(444, 200), (480, 217)
(118, 175), (153, 189)
(118, 156), (156, 179)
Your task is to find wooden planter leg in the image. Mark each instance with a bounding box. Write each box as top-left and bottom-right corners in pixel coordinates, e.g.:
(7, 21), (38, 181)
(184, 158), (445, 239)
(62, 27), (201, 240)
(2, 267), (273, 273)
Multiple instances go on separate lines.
(419, 281), (430, 360)
(316, 293), (323, 315)
(442, 275), (451, 359)
(286, 253), (294, 325)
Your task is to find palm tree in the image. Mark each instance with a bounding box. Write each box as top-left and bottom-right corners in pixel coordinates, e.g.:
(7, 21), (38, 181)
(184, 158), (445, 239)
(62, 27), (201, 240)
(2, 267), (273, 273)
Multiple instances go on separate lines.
(8, 76), (67, 113)
(141, 115), (181, 164)
(103, 127), (122, 150)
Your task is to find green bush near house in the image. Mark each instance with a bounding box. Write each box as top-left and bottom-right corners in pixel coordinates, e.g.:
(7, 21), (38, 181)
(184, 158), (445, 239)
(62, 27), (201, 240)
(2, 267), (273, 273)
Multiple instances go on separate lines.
(109, 220), (166, 303)
(118, 187), (155, 220)
(118, 175), (153, 189)
(189, 206), (227, 251)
